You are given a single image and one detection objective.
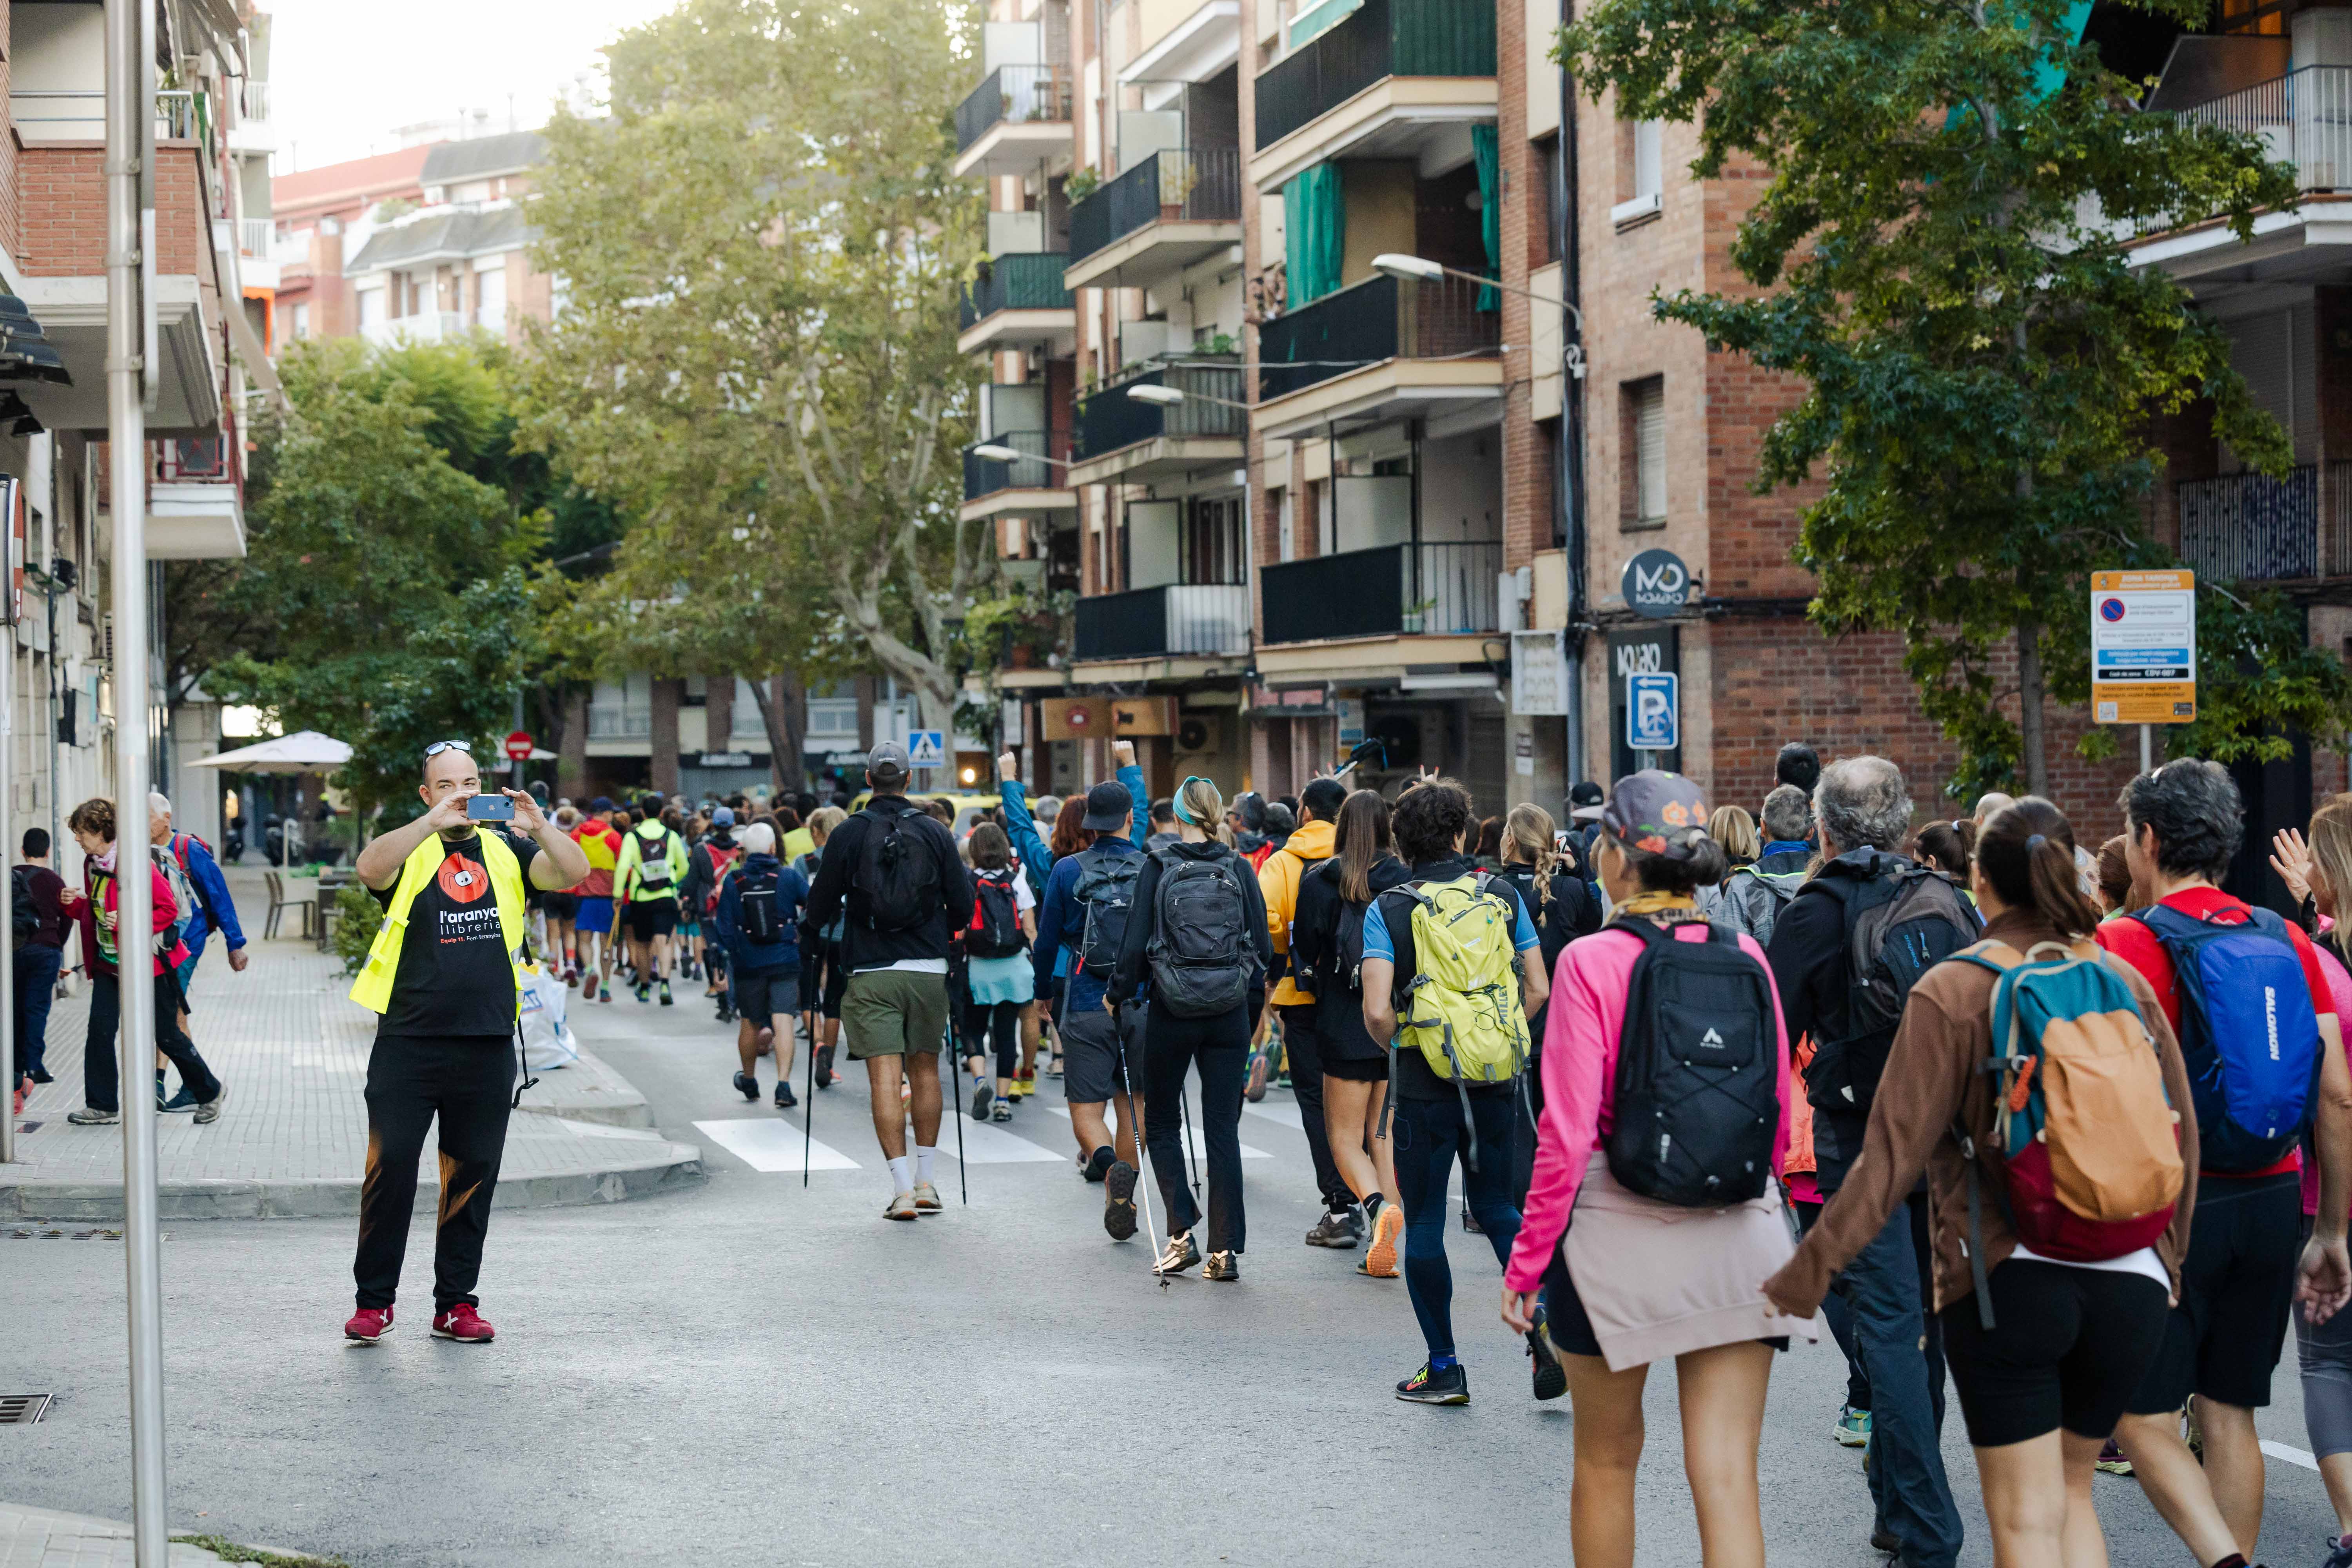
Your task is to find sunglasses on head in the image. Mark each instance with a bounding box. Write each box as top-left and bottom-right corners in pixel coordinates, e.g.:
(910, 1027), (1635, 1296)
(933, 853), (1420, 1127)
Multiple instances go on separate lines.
(424, 740), (473, 759)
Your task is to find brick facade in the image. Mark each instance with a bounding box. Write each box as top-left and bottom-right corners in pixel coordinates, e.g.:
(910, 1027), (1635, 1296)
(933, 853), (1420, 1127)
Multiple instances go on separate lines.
(17, 144), (208, 278)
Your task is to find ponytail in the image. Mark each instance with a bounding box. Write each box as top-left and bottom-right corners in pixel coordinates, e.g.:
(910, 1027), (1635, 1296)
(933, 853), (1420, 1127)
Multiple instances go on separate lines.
(1502, 803), (1558, 911)
(1975, 796), (2099, 938)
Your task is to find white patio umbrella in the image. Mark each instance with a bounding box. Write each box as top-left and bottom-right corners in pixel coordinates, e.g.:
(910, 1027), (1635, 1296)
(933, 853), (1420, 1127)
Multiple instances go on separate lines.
(182, 730), (352, 773)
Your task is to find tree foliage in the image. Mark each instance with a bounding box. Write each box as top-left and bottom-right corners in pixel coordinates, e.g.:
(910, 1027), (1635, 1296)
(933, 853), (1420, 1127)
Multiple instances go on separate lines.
(517, 0), (990, 739)
(1566, 0), (2348, 798)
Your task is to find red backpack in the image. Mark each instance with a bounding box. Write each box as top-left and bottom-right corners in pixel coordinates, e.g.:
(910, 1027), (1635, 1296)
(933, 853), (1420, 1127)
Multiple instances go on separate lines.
(701, 843), (743, 915)
(965, 867), (1027, 959)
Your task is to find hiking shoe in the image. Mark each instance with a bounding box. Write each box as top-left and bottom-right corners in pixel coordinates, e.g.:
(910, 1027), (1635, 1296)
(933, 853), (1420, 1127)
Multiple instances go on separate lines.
(2325, 1534), (2352, 1568)
(1363, 1202), (1403, 1278)
(1244, 1051), (1270, 1102)
(1083, 1145), (1116, 1183)
(814, 1046), (834, 1087)
(1103, 1160), (1139, 1241)
(911, 1181), (943, 1212)
(971, 1082), (996, 1122)
(1396, 1362), (1469, 1405)
(884, 1191), (918, 1221)
(1205, 1250), (1239, 1281)
(1835, 1404), (1872, 1448)
(192, 1087), (226, 1125)
(583, 974), (599, 1002)
(158, 1087), (198, 1114)
(1305, 1210), (1360, 1249)
(773, 1080), (797, 1110)
(991, 1098), (1013, 1123)
(344, 1306), (394, 1343)
(2093, 1439), (2132, 1476)
(734, 1071), (760, 1102)
(1528, 1307), (1567, 1402)
(659, 980), (673, 1007)
(67, 1105), (120, 1125)
(431, 1303), (495, 1343)
(634, 984), (650, 1004)
(1156, 1231), (1201, 1275)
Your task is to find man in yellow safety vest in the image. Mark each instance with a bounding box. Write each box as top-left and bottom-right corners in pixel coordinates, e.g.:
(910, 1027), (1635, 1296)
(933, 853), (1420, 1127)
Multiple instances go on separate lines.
(341, 740), (590, 1347)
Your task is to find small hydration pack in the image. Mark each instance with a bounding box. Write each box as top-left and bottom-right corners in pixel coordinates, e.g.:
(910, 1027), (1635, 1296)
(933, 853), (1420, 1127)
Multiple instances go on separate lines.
(1603, 917), (1780, 1207)
(966, 866), (1027, 960)
(853, 805), (940, 933)
(1809, 856), (1980, 1114)
(1072, 845), (1142, 976)
(1145, 849), (1255, 1018)
(2129, 900), (2323, 1173)
(1950, 938), (2185, 1328)
(632, 826), (680, 892)
(737, 866), (783, 947)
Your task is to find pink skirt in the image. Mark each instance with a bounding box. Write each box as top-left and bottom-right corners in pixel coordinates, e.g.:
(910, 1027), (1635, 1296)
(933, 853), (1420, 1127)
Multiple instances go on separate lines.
(1563, 1152), (1820, 1371)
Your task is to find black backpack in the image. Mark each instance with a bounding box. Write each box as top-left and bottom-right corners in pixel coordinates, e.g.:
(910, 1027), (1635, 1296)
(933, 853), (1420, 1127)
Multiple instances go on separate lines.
(1808, 854), (1981, 1115)
(1604, 917), (1780, 1207)
(738, 865), (782, 946)
(1072, 844), (1142, 975)
(1146, 848), (1255, 1018)
(853, 804), (942, 934)
(9, 866), (36, 940)
(965, 867), (1027, 959)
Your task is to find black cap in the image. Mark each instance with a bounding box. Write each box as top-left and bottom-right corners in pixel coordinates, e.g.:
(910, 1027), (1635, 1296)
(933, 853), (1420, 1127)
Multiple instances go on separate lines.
(1080, 779), (1133, 832)
(1566, 780), (1605, 822)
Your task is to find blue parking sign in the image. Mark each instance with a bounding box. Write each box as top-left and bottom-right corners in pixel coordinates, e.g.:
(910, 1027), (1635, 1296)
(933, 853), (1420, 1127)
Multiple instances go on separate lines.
(1626, 673), (1678, 752)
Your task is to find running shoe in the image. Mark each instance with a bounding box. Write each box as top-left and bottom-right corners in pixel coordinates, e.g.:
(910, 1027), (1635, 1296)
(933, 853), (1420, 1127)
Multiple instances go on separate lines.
(1244, 1051), (1270, 1103)
(1462, 1205), (1483, 1235)
(432, 1303), (495, 1343)
(1362, 1201), (1403, 1278)
(2092, 1439), (2132, 1476)
(1155, 1231), (1201, 1275)
(1014, 1072), (1035, 1099)
(991, 1097), (1013, 1123)
(158, 1087), (198, 1114)
(971, 1081), (996, 1122)
(634, 983), (650, 1004)
(193, 1086), (226, 1125)
(1083, 1145), (1116, 1183)
(884, 1191), (918, 1221)
(911, 1181), (943, 1212)
(1103, 1160), (1139, 1241)
(1835, 1404), (1872, 1448)
(1205, 1250), (1239, 1282)
(565, 967), (580, 989)
(67, 1106), (120, 1125)
(344, 1306), (394, 1343)
(1528, 1305), (1567, 1402)
(583, 974), (599, 1002)
(1305, 1211), (1359, 1249)
(29, 1068), (53, 1084)
(1045, 1056), (1063, 1078)
(814, 1046), (834, 1087)
(659, 980), (673, 1007)
(773, 1081), (797, 1109)
(733, 1070), (760, 1102)
(1395, 1362), (1469, 1405)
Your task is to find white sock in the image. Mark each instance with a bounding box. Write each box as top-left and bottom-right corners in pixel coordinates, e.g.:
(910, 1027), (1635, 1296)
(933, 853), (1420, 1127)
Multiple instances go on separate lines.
(887, 1156), (911, 1194)
(915, 1146), (936, 1182)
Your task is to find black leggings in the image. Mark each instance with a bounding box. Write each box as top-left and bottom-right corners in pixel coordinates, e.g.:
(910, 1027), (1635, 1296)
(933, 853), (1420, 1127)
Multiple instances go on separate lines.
(1142, 1002), (1250, 1254)
(354, 1033), (515, 1312)
(962, 998), (1023, 1081)
(80, 971), (218, 1114)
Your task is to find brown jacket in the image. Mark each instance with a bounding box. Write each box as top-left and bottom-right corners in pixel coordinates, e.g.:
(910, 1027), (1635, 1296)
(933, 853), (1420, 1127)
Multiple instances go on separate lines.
(1766, 908), (2199, 1318)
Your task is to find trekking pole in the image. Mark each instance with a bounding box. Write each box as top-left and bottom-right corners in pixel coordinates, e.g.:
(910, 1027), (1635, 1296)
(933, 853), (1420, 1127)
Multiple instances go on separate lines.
(802, 1015), (814, 1189)
(944, 1025), (967, 1204)
(1179, 1086), (1201, 1197)
(1111, 1008), (1169, 1284)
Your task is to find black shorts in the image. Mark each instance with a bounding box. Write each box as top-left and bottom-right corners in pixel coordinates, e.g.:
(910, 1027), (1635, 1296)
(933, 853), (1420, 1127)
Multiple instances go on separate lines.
(1321, 1052), (1387, 1083)
(1943, 1259), (2171, 1447)
(735, 967), (798, 1028)
(626, 901), (679, 942)
(1060, 1003), (1144, 1104)
(540, 892), (579, 920)
(2126, 1171), (2301, 1414)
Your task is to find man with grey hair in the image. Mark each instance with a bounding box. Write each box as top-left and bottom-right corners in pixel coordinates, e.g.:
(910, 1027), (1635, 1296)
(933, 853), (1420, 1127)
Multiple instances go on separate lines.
(1766, 755), (1976, 1568)
(148, 790), (249, 1113)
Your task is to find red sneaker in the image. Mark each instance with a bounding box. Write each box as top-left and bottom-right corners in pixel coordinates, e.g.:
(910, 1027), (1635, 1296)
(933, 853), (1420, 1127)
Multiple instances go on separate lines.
(431, 1303), (495, 1343)
(344, 1305), (394, 1343)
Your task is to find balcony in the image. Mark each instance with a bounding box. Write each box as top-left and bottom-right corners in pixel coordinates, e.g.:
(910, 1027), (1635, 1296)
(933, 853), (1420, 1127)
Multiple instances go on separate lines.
(954, 65), (1075, 179)
(145, 412), (247, 561)
(9, 88), (202, 145)
(962, 429), (1078, 523)
(588, 705), (653, 742)
(958, 252), (1076, 355)
(1249, 0), (1498, 190)
(230, 79), (274, 154)
(2133, 67), (2352, 281)
(1260, 541), (1500, 644)
(2176, 466), (2330, 582)
(1074, 583), (1252, 662)
(1070, 359), (1246, 487)
(1255, 272), (1501, 437)
(1064, 148), (1244, 290)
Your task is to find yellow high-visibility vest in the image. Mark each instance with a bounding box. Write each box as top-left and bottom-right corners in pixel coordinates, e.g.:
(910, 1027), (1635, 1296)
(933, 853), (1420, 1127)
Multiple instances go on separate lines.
(348, 829), (534, 1016)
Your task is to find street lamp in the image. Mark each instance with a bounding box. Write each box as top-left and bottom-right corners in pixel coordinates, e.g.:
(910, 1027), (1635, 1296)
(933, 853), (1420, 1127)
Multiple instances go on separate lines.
(1125, 383), (1250, 412)
(1371, 252), (1585, 375)
(971, 441), (1074, 466)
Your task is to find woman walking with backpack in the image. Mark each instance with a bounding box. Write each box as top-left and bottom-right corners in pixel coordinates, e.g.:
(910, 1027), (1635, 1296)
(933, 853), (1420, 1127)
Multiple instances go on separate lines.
(1107, 775), (1273, 1281)
(958, 822), (1036, 1123)
(1501, 770), (1811, 1565)
(713, 821), (810, 1108)
(1763, 799), (2200, 1568)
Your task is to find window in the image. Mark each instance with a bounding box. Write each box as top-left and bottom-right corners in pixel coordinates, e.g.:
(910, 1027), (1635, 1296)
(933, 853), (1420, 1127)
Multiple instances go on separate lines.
(356, 288), (384, 327)
(1612, 118), (1663, 227)
(1183, 495), (1247, 585)
(1276, 487), (1294, 562)
(1621, 376), (1665, 531)
(290, 302), (310, 339)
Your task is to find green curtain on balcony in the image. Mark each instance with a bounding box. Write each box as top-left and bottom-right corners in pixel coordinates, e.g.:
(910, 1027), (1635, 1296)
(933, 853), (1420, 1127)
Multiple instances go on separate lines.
(1284, 163), (1345, 307)
(1473, 124), (1499, 312)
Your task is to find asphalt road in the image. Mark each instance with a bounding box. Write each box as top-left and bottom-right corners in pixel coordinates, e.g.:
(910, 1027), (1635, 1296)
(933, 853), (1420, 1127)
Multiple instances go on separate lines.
(5, 982), (2345, 1566)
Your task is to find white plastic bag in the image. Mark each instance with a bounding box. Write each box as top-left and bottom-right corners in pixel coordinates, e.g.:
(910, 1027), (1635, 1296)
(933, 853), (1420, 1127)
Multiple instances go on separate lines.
(518, 967), (580, 1070)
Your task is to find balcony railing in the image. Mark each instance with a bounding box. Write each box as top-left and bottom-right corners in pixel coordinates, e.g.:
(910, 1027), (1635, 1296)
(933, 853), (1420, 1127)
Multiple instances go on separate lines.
(1076, 584), (1252, 660)
(955, 65), (1074, 154)
(588, 705), (653, 741)
(361, 311), (469, 346)
(1068, 147), (1243, 264)
(237, 218), (272, 258)
(10, 88), (204, 143)
(806, 698), (861, 742)
(240, 80), (271, 124)
(2173, 67), (2352, 197)
(964, 428), (1072, 499)
(1258, 272), (1499, 400)
(960, 252), (1072, 330)
(2177, 465), (2321, 582)
(1261, 541), (1501, 644)
(1077, 359), (1245, 458)
(1254, 0), (1497, 151)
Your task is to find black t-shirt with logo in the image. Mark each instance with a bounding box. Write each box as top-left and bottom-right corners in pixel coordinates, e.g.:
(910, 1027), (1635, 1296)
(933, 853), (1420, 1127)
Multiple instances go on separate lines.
(371, 830), (539, 1038)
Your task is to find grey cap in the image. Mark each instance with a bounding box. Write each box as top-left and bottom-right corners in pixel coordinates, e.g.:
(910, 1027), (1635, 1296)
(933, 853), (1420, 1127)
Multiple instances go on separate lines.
(867, 740), (911, 781)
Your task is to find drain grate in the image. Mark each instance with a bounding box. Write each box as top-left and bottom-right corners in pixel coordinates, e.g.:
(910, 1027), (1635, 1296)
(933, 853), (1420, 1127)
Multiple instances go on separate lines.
(0, 1394), (52, 1425)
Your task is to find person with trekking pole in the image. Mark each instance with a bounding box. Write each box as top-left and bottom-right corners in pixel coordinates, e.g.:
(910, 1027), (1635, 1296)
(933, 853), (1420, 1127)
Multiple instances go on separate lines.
(800, 740), (973, 1221)
(712, 820), (809, 1108)
(340, 740), (590, 1345)
(1106, 775), (1272, 1280)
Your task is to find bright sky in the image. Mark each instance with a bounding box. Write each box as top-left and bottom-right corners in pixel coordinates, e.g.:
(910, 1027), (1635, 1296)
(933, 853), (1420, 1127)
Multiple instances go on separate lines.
(265, 0), (681, 172)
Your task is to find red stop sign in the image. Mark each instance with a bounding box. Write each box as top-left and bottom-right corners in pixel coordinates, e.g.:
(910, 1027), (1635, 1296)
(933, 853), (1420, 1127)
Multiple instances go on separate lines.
(503, 730), (534, 762)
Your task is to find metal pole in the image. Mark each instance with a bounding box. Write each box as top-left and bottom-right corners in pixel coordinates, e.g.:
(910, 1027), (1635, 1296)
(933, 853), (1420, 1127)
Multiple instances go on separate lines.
(2140, 722), (2153, 776)
(2, 554), (15, 1167)
(108, 1), (167, 1559)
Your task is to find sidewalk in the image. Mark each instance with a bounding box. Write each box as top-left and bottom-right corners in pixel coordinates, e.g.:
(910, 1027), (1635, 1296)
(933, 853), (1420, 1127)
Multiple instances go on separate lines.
(2, 868), (701, 1221)
(0, 1500), (233, 1565)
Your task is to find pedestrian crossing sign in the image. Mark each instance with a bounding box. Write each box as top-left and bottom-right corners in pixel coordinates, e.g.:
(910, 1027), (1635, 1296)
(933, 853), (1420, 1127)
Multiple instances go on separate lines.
(908, 730), (946, 769)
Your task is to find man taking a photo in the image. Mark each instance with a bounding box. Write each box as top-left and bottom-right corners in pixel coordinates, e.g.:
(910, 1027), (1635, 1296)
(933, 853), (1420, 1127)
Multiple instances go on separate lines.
(802, 740), (973, 1221)
(342, 740), (590, 1347)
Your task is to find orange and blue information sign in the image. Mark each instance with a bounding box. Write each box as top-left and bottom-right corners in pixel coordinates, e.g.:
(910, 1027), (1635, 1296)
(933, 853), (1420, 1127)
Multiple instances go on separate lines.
(2091, 570), (2196, 726)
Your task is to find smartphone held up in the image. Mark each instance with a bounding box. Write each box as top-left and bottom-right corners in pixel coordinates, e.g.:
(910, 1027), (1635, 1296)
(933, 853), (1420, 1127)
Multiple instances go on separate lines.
(466, 793), (516, 823)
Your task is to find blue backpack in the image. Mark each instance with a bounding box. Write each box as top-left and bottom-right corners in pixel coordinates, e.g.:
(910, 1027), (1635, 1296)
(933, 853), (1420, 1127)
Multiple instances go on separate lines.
(2130, 902), (2324, 1172)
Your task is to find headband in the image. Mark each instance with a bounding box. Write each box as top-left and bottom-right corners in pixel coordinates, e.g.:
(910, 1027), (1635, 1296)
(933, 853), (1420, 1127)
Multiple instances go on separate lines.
(1171, 777), (1212, 826)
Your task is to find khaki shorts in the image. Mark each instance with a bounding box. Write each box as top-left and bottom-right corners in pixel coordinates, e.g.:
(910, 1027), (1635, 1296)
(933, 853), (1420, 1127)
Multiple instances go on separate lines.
(841, 968), (951, 1061)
